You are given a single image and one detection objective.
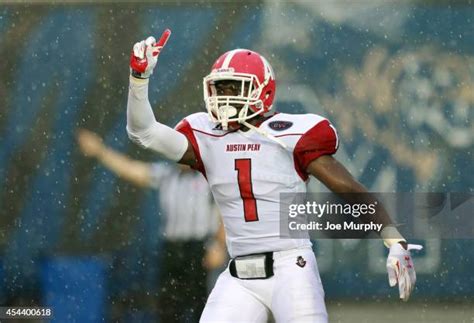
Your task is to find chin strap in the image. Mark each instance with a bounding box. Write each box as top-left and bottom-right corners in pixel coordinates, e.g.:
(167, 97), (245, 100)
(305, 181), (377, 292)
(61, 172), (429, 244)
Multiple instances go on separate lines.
(216, 103), (287, 148)
(241, 120), (288, 149)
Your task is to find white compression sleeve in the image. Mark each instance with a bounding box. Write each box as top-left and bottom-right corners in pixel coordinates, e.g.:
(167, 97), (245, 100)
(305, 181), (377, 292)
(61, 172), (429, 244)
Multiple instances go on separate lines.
(126, 76), (188, 161)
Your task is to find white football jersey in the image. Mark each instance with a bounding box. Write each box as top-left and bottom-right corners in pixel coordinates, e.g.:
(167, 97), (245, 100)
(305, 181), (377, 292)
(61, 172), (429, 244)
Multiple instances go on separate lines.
(176, 112), (338, 257)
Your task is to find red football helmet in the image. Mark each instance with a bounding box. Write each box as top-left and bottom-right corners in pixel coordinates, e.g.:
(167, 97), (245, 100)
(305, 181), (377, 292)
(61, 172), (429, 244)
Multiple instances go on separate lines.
(203, 49), (276, 130)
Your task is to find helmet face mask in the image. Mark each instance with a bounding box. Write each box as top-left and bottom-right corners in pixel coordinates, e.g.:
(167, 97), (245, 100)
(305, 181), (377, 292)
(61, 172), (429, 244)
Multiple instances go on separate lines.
(203, 49), (276, 130)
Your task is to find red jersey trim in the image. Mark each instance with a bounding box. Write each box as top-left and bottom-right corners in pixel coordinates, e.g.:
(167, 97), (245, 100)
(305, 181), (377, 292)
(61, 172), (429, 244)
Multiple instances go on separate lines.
(293, 120), (338, 181)
(274, 133), (305, 138)
(192, 128), (238, 137)
(175, 119), (206, 177)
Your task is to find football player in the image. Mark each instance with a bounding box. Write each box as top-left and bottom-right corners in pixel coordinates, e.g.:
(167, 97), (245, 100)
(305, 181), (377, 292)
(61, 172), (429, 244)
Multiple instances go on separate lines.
(126, 30), (422, 322)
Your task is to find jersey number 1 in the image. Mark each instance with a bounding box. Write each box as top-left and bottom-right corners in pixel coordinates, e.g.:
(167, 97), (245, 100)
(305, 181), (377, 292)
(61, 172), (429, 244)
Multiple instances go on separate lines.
(234, 159), (259, 222)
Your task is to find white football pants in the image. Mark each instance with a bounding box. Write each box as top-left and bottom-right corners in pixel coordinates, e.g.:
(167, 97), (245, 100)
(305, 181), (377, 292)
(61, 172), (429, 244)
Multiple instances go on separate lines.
(200, 247), (327, 323)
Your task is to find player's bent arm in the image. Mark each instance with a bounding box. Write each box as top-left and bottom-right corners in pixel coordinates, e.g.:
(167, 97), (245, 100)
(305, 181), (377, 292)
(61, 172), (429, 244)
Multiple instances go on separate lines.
(307, 155), (393, 229)
(307, 155), (424, 302)
(126, 76), (196, 167)
(307, 155), (365, 193)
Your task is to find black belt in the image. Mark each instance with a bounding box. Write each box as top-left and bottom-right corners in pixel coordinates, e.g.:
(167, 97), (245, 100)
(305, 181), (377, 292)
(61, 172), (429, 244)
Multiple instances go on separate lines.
(229, 252), (274, 280)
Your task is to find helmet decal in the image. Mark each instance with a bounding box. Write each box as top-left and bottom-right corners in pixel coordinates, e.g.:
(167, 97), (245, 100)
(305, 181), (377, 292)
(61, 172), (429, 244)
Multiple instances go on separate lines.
(221, 49), (242, 69)
(260, 55), (274, 83)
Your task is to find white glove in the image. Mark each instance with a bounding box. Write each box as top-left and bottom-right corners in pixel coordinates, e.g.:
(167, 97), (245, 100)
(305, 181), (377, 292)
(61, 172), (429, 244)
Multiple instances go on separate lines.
(129, 29), (171, 79)
(386, 243), (423, 301)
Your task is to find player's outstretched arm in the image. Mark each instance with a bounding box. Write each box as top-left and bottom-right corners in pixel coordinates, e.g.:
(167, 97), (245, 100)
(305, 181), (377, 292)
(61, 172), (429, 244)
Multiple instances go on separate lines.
(76, 128), (152, 188)
(307, 155), (422, 301)
(126, 30), (197, 166)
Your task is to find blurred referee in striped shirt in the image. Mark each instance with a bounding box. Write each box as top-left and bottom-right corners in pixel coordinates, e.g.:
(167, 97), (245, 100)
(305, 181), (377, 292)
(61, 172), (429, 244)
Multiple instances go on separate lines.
(76, 129), (226, 322)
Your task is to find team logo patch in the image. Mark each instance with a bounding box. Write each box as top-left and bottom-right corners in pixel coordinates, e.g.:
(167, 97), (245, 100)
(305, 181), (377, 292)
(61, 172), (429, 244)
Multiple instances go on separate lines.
(296, 256), (306, 268)
(268, 121), (293, 131)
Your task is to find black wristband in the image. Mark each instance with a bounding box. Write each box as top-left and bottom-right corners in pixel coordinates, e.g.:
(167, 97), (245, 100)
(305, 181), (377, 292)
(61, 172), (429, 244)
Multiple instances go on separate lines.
(131, 69), (147, 79)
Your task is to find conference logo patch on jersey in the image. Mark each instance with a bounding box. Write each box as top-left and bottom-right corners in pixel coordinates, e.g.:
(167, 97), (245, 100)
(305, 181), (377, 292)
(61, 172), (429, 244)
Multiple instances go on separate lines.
(268, 121), (293, 131)
(296, 256), (306, 268)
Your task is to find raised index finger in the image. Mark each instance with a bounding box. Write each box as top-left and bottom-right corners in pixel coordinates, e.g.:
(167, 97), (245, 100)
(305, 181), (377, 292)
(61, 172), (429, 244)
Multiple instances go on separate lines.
(156, 29), (171, 48)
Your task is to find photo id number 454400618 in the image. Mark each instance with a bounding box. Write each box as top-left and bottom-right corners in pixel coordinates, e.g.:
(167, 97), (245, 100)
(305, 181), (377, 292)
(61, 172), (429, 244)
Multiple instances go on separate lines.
(0, 307), (53, 319)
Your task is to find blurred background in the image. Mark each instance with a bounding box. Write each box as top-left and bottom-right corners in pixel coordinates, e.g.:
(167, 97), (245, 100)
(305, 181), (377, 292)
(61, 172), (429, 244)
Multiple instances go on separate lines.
(0, 1), (473, 322)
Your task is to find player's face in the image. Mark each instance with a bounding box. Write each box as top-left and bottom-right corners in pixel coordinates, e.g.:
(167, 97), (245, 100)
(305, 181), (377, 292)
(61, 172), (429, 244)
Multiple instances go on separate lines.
(214, 80), (248, 96)
(213, 80), (251, 110)
(209, 79), (259, 129)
